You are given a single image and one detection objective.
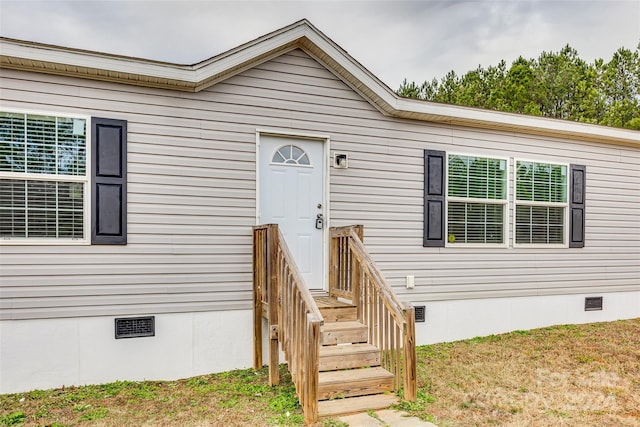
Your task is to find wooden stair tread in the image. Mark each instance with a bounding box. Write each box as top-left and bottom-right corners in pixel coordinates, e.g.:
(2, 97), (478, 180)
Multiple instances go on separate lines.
(314, 296), (354, 308)
(319, 306), (357, 322)
(319, 343), (381, 371)
(318, 366), (395, 400)
(321, 321), (365, 331)
(319, 366), (394, 384)
(318, 393), (399, 418)
(321, 321), (368, 345)
(320, 343), (377, 356)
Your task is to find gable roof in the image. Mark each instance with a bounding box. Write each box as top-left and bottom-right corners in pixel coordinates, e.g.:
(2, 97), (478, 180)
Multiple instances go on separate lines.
(1, 19), (638, 147)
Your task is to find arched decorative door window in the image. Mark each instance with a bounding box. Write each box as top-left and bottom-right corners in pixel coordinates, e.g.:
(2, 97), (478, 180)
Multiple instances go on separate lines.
(271, 144), (310, 166)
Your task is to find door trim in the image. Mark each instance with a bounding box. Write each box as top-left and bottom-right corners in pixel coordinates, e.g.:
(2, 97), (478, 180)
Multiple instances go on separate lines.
(255, 128), (331, 290)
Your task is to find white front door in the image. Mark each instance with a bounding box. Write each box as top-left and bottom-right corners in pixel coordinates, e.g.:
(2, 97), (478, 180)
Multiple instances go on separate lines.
(259, 135), (325, 289)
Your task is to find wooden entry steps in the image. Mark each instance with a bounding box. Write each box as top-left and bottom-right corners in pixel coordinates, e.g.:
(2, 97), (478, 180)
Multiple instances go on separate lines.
(253, 224), (417, 424)
(316, 298), (398, 418)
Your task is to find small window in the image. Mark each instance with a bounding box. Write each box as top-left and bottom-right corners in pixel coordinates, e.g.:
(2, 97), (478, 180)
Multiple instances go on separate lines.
(447, 155), (507, 245)
(515, 161), (568, 245)
(272, 144), (310, 166)
(0, 111), (88, 242)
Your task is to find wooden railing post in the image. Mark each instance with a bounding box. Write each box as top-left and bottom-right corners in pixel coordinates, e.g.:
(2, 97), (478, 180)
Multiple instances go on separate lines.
(403, 304), (417, 402)
(266, 224), (280, 386)
(329, 229), (339, 299)
(252, 228), (263, 370)
(352, 225), (364, 320)
(304, 317), (320, 424)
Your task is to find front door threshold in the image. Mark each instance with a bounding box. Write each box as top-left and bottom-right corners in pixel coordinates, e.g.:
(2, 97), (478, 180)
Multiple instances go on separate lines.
(309, 289), (329, 297)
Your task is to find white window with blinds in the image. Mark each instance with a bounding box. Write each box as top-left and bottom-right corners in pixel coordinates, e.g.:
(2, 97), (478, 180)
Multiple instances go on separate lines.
(0, 110), (90, 244)
(446, 154), (508, 246)
(515, 160), (568, 246)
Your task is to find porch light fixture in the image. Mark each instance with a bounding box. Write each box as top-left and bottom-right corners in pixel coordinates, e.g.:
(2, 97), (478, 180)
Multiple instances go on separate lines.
(334, 153), (348, 168)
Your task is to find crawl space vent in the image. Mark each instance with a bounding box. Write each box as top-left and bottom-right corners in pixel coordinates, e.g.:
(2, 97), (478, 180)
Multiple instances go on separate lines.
(414, 305), (426, 322)
(584, 297), (603, 311)
(115, 316), (155, 339)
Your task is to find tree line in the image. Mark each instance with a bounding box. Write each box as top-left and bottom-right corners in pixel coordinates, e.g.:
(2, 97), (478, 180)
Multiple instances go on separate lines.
(397, 44), (640, 130)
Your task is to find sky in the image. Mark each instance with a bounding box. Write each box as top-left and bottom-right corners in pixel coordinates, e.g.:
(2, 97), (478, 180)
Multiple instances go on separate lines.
(1, 0), (639, 90)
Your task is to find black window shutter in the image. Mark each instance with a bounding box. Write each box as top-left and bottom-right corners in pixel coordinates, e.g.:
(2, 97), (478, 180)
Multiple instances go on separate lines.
(569, 164), (586, 248)
(424, 150), (446, 247)
(91, 118), (127, 245)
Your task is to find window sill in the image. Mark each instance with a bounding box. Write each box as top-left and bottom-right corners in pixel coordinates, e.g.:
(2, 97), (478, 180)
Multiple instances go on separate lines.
(513, 243), (569, 249)
(445, 243), (509, 249)
(0, 239), (90, 246)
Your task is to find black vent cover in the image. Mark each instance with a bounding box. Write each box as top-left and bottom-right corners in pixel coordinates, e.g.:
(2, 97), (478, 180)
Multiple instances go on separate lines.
(585, 297), (603, 311)
(414, 305), (426, 322)
(115, 316), (155, 339)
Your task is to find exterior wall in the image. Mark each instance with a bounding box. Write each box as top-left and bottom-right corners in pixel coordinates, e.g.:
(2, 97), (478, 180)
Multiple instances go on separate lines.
(0, 310), (253, 393)
(0, 49), (638, 392)
(2, 50), (638, 321)
(415, 291), (640, 345)
(1, 291), (637, 393)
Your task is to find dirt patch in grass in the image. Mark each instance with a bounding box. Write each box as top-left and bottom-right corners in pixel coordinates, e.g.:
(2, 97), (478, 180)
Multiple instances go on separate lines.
(1, 319), (639, 426)
(398, 318), (640, 426)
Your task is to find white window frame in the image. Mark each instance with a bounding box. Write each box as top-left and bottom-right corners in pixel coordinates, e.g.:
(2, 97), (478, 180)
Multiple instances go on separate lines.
(0, 108), (91, 245)
(513, 157), (569, 248)
(445, 152), (509, 248)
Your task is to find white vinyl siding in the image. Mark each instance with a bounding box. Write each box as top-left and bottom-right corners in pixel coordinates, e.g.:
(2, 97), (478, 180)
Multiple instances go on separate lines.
(0, 111), (88, 243)
(447, 154), (507, 245)
(0, 49), (638, 320)
(515, 160), (568, 246)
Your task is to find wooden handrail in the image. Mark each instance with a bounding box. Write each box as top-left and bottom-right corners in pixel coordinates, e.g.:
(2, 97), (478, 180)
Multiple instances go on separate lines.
(346, 228), (405, 325)
(329, 225), (417, 402)
(253, 224), (323, 424)
(276, 227), (324, 322)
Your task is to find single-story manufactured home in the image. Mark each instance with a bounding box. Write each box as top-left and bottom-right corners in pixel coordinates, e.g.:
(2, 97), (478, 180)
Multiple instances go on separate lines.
(1, 19), (638, 400)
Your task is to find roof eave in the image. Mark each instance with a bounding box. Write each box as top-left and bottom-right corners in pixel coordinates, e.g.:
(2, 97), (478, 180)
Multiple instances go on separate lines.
(1, 19), (638, 147)
(0, 20), (313, 92)
(392, 99), (640, 147)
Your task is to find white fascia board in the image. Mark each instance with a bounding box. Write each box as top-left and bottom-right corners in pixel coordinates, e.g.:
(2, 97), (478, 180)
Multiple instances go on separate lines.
(0, 21), (311, 85)
(299, 26), (399, 108)
(192, 25), (308, 82)
(395, 97), (640, 144)
(0, 40), (191, 81)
